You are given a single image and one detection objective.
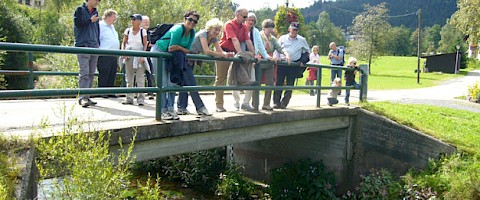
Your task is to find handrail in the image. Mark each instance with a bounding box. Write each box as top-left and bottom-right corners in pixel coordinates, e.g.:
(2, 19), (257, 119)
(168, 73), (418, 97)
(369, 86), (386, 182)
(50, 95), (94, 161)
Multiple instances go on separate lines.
(0, 42), (368, 121)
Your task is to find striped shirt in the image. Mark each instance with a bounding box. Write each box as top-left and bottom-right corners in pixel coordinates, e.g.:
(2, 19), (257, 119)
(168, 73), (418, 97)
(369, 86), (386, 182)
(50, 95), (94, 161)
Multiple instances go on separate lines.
(276, 34), (310, 61)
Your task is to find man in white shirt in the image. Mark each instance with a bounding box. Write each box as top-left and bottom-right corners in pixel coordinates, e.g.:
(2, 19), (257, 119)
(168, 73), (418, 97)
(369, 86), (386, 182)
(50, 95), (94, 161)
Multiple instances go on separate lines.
(97, 9), (119, 98)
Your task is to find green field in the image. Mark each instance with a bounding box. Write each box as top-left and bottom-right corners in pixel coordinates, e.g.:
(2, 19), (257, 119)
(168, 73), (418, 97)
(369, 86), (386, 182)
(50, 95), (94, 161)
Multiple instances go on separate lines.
(297, 56), (470, 91)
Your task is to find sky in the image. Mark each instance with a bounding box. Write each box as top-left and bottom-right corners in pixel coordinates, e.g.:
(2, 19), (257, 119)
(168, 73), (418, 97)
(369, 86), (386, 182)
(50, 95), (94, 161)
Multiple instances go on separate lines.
(232, 0), (316, 11)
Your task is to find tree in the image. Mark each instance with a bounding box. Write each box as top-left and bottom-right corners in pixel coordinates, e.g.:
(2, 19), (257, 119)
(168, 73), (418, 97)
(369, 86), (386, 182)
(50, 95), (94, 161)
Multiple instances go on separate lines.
(306, 12), (345, 55)
(349, 3), (391, 74)
(424, 24), (442, 54)
(252, 7), (276, 30)
(0, 0), (34, 89)
(385, 26), (411, 56)
(274, 6), (305, 36)
(450, 0), (480, 42)
(409, 28), (427, 56)
(438, 20), (467, 69)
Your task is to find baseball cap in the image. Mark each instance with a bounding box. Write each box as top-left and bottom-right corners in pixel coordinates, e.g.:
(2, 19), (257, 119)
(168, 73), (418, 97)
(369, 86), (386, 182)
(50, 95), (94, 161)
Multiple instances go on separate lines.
(130, 14), (142, 21)
(289, 22), (299, 30)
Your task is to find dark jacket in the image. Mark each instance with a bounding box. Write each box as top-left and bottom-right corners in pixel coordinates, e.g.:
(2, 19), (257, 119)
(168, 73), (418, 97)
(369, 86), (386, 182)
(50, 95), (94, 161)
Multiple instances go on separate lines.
(165, 51), (187, 86)
(73, 2), (100, 48)
(296, 52), (310, 78)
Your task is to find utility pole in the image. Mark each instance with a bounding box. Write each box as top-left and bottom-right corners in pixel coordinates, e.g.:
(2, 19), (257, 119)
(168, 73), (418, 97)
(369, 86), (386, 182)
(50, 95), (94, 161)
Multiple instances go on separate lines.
(368, 25), (374, 75)
(417, 9), (422, 84)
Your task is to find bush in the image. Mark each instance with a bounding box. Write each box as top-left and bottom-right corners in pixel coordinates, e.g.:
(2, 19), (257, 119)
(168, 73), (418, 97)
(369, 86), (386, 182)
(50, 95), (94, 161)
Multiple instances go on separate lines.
(269, 159), (337, 200)
(0, 136), (28, 200)
(136, 147), (227, 193)
(356, 169), (402, 199)
(35, 104), (135, 199)
(216, 165), (257, 200)
(468, 81), (480, 102)
(35, 53), (80, 89)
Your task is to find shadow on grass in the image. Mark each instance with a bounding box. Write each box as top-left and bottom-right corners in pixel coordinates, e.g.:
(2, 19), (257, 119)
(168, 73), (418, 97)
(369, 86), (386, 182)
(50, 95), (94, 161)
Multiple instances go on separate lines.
(371, 73), (439, 81)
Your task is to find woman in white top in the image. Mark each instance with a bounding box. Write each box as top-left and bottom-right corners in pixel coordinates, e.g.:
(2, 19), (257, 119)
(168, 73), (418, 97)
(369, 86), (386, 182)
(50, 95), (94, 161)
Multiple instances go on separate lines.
(121, 14), (148, 106)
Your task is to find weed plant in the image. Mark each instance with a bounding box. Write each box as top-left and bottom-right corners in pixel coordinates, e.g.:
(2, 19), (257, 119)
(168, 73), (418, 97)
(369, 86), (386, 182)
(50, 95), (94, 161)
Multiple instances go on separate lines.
(216, 164), (257, 200)
(0, 135), (29, 200)
(34, 104), (136, 199)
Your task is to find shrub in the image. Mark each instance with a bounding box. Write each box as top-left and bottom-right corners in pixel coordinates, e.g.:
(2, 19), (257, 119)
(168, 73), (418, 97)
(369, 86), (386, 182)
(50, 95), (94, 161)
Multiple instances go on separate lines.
(0, 136), (28, 200)
(35, 104), (135, 199)
(355, 169), (402, 200)
(468, 81), (480, 102)
(269, 159), (337, 200)
(216, 165), (256, 200)
(35, 53), (80, 89)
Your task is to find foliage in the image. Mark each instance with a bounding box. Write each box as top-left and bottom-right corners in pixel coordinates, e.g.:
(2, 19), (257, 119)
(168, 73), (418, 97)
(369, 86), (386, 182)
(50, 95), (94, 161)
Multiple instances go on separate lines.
(385, 26), (411, 56)
(33, 11), (69, 45)
(35, 104), (135, 199)
(134, 173), (163, 200)
(194, 62), (216, 86)
(425, 24), (442, 54)
(35, 53), (80, 89)
(306, 12), (346, 55)
(349, 3), (391, 74)
(450, 0), (480, 42)
(356, 169), (402, 199)
(216, 165), (257, 200)
(0, 0), (34, 89)
(438, 20), (468, 69)
(251, 7), (276, 30)
(409, 28), (428, 56)
(0, 135), (29, 200)
(137, 147), (226, 193)
(269, 159), (337, 200)
(0, 33), (6, 90)
(468, 81), (480, 102)
(274, 6), (306, 36)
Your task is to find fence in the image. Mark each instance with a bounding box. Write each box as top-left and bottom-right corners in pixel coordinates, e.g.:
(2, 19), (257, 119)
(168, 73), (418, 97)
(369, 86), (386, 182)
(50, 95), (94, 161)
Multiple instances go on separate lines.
(0, 42), (368, 121)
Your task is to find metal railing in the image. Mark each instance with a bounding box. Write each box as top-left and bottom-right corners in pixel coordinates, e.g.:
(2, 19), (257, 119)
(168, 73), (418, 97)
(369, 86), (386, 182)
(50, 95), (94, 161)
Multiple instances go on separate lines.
(0, 42), (368, 121)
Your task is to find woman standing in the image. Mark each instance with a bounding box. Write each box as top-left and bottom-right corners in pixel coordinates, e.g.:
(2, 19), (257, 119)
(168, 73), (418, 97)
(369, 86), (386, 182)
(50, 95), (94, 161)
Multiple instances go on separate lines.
(177, 18), (228, 116)
(121, 14), (148, 106)
(151, 11), (199, 120)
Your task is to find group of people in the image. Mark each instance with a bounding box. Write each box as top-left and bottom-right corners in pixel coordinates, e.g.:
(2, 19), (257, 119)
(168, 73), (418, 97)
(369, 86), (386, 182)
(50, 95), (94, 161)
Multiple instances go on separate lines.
(73, 0), (361, 120)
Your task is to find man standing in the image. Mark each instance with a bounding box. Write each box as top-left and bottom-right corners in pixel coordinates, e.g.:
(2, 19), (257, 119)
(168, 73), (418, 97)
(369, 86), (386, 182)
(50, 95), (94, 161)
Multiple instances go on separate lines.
(74, 0), (100, 107)
(273, 22), (310, 109)
(215, 7), (255, 112)
(328, 42), (344, 83)
(141, 16), (155, 99)
(97, 9), (119, 98)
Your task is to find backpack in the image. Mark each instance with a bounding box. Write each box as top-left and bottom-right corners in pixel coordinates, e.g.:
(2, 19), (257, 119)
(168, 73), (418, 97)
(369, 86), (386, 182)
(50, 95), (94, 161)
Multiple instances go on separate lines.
(337, 46), (345, 66)
(149, 23), (194, 45)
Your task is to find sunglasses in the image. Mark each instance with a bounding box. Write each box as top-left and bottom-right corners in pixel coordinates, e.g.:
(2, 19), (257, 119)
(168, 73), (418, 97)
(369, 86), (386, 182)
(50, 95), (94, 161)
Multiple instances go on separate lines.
(186, 17), (198, 24)
(353, 62), (357, 65)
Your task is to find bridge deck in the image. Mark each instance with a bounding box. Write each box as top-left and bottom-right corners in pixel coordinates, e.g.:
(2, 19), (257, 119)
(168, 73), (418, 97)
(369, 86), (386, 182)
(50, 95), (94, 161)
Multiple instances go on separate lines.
(0, 91), (360, 138)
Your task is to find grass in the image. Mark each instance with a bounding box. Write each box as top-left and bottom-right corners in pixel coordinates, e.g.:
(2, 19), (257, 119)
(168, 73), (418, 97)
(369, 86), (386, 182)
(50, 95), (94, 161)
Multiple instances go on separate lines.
(0, 136), (29, 200)
(362, 101), (480, 154)
(295, 56), (476, 93)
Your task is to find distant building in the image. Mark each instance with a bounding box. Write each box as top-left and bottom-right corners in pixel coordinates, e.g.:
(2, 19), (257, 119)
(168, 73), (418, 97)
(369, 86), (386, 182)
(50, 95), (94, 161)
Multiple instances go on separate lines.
(18, 0), (44, 7)
(468, 43), (480, 60)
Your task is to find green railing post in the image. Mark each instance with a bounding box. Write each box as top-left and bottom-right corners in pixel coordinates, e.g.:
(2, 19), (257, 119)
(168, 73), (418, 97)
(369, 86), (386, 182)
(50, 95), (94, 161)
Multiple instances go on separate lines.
(155, 57), (163, 121)
(316, 66), (322, 107)
(253, 63), (261, 111)
(28, 52), (34, 89)
(359, 64), (369, 101)
(121, 60), (126, 87)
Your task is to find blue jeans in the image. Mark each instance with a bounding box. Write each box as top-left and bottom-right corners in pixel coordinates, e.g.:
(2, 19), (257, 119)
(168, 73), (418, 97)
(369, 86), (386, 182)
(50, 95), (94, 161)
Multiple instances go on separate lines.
(330, 69), (342, 83)
(345, 81), (360, 103)
(306, 80), (315, 95)
(177, 63), (205, 111)
(150, 45), (176, 112)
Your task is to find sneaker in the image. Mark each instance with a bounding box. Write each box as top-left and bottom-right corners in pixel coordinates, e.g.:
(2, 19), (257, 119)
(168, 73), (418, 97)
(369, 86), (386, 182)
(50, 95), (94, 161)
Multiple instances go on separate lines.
(197, 107), (212, 116)
(262, 105), (273, 111)
(234, 102), (240, 111)
(138, 102), (145, 106)
(79, 98), (89, 108)
(148, 94), (154, 100)
(161, 112), (173, 120)
(346, 103), (350, 106)
(122, 101), (133, 105)
(87, 99), (97, 105)
(241, 103), (254, 111)
(216, 107), (226, 112)
(170, 111), (180, 120)
(273, 104), (281, 109)
(177, 109), (190, 115)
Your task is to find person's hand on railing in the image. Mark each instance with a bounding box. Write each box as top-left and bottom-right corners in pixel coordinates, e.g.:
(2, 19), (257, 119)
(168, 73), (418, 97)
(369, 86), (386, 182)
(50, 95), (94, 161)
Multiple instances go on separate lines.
(139, 57), (145, 63)
(269, 57), (278, 64)
(286, 54), (292, 65)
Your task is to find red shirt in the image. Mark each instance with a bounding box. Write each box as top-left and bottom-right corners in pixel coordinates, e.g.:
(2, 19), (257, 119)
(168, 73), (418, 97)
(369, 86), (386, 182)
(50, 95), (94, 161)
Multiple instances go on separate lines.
(219, 19), (249, 53)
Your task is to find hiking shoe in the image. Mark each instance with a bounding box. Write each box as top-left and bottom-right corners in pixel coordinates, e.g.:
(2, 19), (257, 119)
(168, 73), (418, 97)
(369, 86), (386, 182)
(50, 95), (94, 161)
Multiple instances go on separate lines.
(148, 94), (155, 100)
(234, 102), (240, 111)
(87, 99), (97, 105)
(197, 107), (212, 116)
(177, 109), (191, 115)
(122, 101), (133, 105)
(138, 102), (145, 106)
(273, 104), (281, 109)
(216, 107), (226, 112)
(241, 103), (254, 111)
(79, 98), (89, 108)
(161, 112), (173, 120)
(170, 111), (180, 120)
(262, 105), (273, 111)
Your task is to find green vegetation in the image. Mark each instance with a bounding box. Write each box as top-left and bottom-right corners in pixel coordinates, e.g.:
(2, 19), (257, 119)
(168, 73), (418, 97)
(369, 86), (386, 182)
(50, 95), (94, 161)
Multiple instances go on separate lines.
(362, 102), (480, 199)
(0, 136), (29, 200)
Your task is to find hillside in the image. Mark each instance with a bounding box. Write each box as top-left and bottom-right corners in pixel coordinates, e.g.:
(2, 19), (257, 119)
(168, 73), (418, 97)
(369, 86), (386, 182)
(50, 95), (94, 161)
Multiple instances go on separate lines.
(301, 0), (457, 29)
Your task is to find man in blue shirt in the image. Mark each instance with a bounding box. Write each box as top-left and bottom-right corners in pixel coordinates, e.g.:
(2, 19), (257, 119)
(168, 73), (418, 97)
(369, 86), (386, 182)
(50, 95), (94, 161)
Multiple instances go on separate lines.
(74, 0), (100, 107)
(97, 9), (119, 98)
(328, 42), (344, 83)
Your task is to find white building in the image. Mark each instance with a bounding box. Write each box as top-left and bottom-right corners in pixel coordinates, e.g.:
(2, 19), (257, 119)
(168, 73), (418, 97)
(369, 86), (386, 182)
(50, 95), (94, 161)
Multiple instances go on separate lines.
(18, 0), (44, 7)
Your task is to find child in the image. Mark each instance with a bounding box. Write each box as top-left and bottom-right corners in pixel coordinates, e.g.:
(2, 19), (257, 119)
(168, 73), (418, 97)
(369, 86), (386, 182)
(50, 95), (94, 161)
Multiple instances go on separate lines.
(327, 77), (342, 106)
(306, 45), (320, 96)
(344, 57), (361, 106)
